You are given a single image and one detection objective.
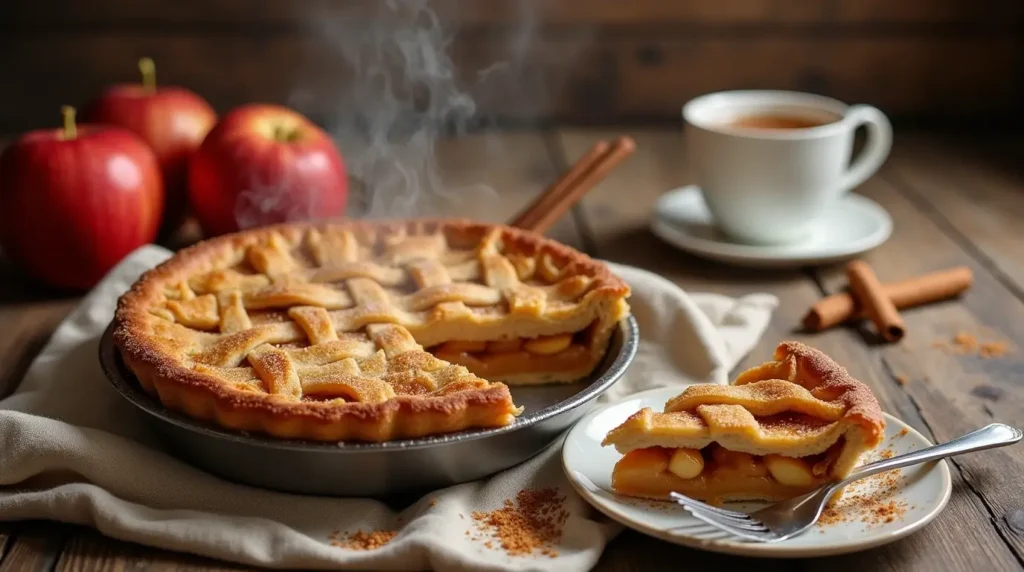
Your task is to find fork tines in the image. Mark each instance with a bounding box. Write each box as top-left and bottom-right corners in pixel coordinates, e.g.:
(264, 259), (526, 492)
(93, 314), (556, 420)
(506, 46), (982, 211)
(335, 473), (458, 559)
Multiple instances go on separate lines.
(668, 492), (780, 542)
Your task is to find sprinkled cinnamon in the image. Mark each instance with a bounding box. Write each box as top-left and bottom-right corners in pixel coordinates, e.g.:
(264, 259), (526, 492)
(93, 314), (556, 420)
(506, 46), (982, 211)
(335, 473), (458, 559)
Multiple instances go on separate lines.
(817, 441), (907, 527)
(933, 331), (1012, 358)
(980, 341), (1011, 358)
(470, 487), (569, 557)
(329, 529), (398, 550)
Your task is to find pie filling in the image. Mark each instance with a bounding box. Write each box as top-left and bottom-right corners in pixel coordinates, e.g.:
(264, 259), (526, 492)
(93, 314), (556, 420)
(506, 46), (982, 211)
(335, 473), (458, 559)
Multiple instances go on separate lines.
(427, 323), (600, 377)
(612, 441), (844, 505)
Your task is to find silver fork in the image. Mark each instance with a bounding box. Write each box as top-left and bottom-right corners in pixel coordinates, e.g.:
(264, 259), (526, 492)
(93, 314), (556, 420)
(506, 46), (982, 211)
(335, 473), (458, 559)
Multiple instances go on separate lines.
(669, 423), (1022, 542)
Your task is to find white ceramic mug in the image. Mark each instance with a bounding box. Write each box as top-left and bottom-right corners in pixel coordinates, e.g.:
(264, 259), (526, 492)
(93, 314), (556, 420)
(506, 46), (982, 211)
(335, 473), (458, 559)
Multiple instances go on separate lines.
(682, 90), (892, 245)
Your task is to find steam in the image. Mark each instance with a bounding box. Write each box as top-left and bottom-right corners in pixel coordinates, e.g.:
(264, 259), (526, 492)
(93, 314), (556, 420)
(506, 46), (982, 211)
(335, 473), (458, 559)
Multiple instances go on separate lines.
(234, 0), (591, 227)
(322, 0), (483, 218)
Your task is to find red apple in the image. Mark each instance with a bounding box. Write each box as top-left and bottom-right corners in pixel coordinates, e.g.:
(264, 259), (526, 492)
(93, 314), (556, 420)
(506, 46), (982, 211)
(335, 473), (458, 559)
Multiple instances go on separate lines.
(188, 103), (348, 236)
(0, 106), (164, 291)
(84, 57), (216, 238)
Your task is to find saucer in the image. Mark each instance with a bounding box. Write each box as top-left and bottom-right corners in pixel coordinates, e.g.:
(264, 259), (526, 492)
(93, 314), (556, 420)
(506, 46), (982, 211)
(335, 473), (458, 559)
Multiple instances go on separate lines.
(650, 186), (893, 269)
(562, 386), (952, 558)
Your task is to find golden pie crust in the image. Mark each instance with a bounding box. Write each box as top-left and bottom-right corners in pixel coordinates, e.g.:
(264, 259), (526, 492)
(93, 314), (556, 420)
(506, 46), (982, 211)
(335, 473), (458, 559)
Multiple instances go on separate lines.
(602, 341), (885, 504)
(113, 219), (631, 443)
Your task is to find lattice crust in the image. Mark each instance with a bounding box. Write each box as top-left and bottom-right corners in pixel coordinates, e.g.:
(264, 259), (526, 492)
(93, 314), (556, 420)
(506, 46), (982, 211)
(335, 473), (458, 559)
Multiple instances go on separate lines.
(113, 218), (631, 442)
(602, 342), (885, 479)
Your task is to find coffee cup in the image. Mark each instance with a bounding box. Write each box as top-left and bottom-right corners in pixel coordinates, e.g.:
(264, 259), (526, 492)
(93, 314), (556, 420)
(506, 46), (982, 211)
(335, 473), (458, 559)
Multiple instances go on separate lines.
(681, 90), (892, 245)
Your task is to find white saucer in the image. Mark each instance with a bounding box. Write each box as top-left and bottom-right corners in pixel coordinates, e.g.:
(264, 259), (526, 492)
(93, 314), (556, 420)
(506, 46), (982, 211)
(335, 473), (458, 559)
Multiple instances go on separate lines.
(650, 186), (893, 269)
(562, 386), (952, 558)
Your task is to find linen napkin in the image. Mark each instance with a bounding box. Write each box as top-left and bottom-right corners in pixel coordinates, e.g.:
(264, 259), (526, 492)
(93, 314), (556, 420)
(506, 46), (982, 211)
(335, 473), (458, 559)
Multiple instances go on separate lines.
(0, 245), (777, 571)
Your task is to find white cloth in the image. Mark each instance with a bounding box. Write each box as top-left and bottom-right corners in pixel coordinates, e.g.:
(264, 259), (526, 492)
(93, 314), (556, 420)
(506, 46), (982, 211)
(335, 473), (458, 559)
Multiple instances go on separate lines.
(0, 246), (777, 571)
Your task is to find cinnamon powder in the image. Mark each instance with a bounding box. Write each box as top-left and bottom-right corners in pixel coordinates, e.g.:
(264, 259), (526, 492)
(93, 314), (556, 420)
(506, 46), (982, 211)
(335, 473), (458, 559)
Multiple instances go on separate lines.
(470, 487), (569, 557)
(330, 529), (398, 550)
(817, 442), (908, 528)
(933, 331), (1011, 358)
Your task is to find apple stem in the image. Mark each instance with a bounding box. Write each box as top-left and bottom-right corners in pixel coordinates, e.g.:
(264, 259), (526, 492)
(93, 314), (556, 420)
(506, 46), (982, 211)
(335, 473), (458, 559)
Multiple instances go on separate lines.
(139, 57), (156, 92)
(60, 105), (77, 140)
(272, 125), (299, 143)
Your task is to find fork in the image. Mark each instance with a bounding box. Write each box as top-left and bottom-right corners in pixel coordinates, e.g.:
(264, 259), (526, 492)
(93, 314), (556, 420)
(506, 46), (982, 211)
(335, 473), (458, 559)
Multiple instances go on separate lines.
(669, 423), (1023, 542)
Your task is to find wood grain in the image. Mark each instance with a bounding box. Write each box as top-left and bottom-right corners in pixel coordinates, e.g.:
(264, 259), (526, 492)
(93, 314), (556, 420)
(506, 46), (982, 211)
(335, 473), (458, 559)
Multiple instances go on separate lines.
(0, 30), (1019, 132)
(7, 0), (1022, 28)
(0, 525), (12, 561)
(883, 135), (1024, 294)
(0, 259), (77, 398)
(54, 527), (248, 572)
(0, 523), (69, 572)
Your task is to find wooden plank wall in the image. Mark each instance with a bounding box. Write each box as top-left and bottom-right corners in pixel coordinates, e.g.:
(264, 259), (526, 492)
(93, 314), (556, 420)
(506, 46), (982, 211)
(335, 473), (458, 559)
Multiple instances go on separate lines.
(1, 0), (1022, 132)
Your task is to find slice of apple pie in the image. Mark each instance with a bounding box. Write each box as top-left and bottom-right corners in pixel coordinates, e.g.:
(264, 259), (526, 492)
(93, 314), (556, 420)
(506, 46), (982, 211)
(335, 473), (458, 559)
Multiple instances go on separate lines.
(602, 341), (885, 505)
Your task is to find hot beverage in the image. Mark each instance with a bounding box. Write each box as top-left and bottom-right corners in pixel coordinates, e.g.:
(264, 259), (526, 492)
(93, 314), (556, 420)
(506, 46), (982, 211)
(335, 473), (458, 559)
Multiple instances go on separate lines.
(725, 113), (838, 130)
(682, 90), (892, 244)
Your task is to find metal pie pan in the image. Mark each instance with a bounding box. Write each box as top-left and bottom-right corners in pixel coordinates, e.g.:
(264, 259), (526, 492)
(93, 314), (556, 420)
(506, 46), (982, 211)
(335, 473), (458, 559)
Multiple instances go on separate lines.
(98, 316), (638, 498)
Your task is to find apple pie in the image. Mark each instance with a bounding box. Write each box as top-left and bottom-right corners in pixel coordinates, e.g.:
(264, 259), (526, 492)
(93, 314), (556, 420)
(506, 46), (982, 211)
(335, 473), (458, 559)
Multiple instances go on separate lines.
(602, 341), (885, 505)
(113, 219), (631, 442)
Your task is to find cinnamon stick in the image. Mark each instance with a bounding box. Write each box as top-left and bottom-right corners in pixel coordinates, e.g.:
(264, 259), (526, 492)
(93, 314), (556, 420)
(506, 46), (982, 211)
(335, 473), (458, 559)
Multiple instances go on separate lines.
(846, 261), (906, 342)
(803, 266), (973, 331)
(510, 140), (610, 231)
(510, 136), (635, 235)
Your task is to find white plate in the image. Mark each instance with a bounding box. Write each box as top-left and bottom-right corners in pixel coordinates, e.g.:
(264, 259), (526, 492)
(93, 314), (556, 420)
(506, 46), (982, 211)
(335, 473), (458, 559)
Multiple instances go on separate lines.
(650, 185), (893, 269)
(562, 386), (952, 558)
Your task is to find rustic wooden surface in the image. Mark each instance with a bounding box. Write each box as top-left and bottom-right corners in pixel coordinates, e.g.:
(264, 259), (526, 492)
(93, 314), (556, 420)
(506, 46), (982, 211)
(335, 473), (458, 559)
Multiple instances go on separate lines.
(2, 0), (1022, 130)
(1, 128), (1024, 571)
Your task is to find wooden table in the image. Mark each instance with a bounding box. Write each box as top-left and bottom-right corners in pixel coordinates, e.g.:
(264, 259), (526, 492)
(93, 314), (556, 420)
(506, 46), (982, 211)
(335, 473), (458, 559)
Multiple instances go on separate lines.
(2, 128), (1023, 572)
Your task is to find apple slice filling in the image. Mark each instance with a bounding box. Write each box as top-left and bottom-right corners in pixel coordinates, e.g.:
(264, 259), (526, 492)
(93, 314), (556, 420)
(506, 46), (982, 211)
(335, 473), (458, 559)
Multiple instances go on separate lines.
(427, 324), (598, 378)
(612, 440), (845, 504)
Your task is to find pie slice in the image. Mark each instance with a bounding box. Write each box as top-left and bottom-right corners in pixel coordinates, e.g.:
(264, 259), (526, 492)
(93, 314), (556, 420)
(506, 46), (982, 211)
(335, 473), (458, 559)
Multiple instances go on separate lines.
(113, 218), (631, 442)
(602, 341), (885, 505)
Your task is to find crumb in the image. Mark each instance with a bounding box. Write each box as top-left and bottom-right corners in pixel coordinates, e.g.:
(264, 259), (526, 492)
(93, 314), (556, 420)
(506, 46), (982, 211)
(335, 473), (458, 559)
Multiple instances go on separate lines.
(980, 341), (1010, 358)
(954, 332), (978, 353)
(329, 529), (397, 550)
(895, 375), (908, 385)
(469, 487), (568, 557)
(898, 428), (909, 437)
(934, 332), (1012, 358)
(629, 498), (675, 512)
(429, 499), (438, 508)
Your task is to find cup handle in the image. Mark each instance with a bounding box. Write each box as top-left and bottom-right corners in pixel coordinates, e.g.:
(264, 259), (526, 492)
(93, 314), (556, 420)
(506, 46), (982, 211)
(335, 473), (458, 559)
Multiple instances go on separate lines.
(838, 104), (892, 195)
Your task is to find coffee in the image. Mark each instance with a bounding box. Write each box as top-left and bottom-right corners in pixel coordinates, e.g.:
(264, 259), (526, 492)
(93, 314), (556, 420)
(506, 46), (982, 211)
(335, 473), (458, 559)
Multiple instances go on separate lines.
(725, 113), (836, 130)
